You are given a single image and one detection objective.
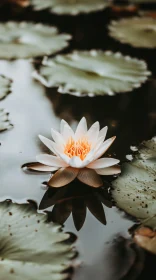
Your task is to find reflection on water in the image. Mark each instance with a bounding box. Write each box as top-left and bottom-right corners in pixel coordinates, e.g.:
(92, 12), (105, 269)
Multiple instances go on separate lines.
(40, 181), (112, 230)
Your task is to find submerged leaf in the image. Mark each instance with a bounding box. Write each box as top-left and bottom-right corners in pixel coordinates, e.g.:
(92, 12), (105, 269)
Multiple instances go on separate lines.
(0, 75), (12, 100)
(31, 0), (110, 15)
(0, 201), (76, 280)
(0, 22), (71, 59)
(109, 17), (156, 48)
(33, 51), (150, 97)
(112, 137), (156, 228)
(0, 109), (12, 132)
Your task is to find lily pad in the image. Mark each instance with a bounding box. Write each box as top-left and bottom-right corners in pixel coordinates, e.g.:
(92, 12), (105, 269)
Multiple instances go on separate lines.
(33, 51), (150, 96)
(112, 137), (156, 228)
(0, 201), (76, 280)
(109, 17), (156, 48)
(31, 0), (110, 15)
(0, 22), (71, 59)
(0, 75), (12, 100)
(0, 109), (12, 132)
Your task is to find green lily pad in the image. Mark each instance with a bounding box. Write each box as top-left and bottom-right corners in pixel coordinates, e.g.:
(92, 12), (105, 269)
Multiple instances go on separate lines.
(31, 0), (110, 15)
(0, 201), (76, 280)
(33, 51), (150, 96)
(109, 17), (156, 48)
(0, 109), (12, 132)
(112, 137), (156, 229)
(0, 75), (12, 100)
(0, 22), (71, 59)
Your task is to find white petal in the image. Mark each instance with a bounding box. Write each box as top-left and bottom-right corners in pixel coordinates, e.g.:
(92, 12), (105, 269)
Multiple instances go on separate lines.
(75, 117), (87, 140)
(93, 136), (116, 161)
(59, 153), (70, 164)
(60, 119), (66, 134)
(38, 135), (61, 156)
(87, 157), (120, 169)
(62, 123), (75, 142)
(69, 156), (83, 168)
(36, 154), (68, 167)
(94, 136), (105, 152)
(51, 128), (65, 149)
(86, 121), (100, 147)
(95, 166), (121, 175)
(98, 126), (108, 141)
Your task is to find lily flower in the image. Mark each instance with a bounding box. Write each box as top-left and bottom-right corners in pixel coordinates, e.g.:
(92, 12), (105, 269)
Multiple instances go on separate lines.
(30, 118), (121, 188)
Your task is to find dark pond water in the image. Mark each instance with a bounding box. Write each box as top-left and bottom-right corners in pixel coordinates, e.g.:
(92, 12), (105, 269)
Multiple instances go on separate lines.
(0, 2), (156, 280)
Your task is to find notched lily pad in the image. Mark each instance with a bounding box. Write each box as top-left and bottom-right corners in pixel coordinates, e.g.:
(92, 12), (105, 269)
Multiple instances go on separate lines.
(0, 22), (71, 59)
(0, 109), (12, 132)
(0, 201), (76, 280)
(33, 51), (150, 97)
(112, 137), (156, 228)
(31, 0), (110, 15)
(0, 75), (12, 100)
(109, 17), (156, 48)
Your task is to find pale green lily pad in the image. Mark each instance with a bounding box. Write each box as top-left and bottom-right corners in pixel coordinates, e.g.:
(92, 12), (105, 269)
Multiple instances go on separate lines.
(0, 75), (12, 100)
(112, 137), (156, 229)
(0, 22), (71, 59)
(0, 201), (76, 280)
(31, 0), (110, 15)
(0, 109), (12, 132)
(109, 17), (156, 48)
(33, 51), (150, 96)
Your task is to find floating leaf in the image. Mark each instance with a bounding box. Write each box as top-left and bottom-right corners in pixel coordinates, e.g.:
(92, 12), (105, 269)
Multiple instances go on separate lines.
(0, 109), (12, 132)
(31, 0), (110, 15)
(112, 137), (156, 228)
(134, 227), (156, 255)
(109, 17), (156, 48)
(33, 51), (150, 97)
(0, 201), (76, 280)
(0, 75), (12, 100)
(0, 22), (71, 59)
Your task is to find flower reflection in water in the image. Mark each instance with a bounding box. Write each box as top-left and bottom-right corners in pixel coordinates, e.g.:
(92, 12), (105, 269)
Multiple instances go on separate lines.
(39, 180), (112, 231)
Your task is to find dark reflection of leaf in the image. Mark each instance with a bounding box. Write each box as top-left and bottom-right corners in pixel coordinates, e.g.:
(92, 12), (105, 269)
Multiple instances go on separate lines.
(86, 194), (106, 225)
(72, 198), (86, 231)
(50, 200), (72, 224)
(40, 180), (112, 230)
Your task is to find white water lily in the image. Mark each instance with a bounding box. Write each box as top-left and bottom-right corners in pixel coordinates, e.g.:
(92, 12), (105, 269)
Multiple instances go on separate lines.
(30, 118), (120, 188)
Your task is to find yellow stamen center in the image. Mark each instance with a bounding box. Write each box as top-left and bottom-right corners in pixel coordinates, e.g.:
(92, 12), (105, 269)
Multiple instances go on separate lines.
(64, 137), (91, 160)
